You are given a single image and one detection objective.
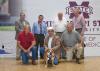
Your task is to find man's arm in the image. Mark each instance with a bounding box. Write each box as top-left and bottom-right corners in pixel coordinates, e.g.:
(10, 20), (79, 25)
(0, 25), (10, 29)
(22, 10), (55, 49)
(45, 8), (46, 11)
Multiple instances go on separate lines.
(44, 37), (48, 49)
(60, 33), (67, 51)
(44, 23), (47, 35)
(52, 36), (61, 51)
(81, 15), (86, 36)
(15, 21), (22, 32)
(32, 22), (35, 34)
(17, 41), (27, 52)
(27, 41), (36, 52)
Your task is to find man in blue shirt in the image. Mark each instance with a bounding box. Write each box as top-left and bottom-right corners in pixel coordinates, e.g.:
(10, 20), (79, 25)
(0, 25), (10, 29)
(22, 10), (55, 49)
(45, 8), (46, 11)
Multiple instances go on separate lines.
(32, 15), (47, 59)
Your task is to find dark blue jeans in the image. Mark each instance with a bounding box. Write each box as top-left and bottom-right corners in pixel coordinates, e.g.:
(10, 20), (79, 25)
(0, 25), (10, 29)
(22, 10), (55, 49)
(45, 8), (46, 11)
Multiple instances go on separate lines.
(36, 46), (45, 59)
(40, 47), (45, 58)
(20, 47), (36, 64)
(34, 34), (45, 58)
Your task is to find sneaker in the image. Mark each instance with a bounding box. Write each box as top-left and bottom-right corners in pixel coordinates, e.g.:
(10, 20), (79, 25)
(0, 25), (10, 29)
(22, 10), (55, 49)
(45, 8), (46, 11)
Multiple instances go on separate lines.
(16, 57), (20, 60)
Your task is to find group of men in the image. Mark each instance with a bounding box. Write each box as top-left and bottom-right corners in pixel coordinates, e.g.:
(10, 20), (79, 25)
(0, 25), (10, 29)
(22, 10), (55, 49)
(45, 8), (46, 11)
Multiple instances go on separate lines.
(15, 8), (86, 65)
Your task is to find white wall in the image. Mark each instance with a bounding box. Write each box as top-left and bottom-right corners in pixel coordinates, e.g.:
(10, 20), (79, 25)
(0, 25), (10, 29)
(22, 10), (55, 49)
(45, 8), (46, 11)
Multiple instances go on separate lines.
(21, 0), (100, 56)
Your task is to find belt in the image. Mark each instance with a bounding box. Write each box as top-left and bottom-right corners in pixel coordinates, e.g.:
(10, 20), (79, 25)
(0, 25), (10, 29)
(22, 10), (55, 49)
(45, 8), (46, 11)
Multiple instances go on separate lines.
(34, 34), (44, 35)
(67, 46), (73, 47)
(56, 32), (62, 33)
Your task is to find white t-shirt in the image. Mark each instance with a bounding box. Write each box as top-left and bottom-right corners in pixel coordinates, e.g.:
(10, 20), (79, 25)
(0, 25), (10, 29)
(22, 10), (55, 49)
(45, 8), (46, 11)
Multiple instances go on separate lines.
(48, 37), (53, 49)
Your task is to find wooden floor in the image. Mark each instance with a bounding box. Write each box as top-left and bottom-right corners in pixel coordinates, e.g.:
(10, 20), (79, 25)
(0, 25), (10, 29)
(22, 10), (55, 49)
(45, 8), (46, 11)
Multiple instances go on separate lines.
(0, 57), (100, 71)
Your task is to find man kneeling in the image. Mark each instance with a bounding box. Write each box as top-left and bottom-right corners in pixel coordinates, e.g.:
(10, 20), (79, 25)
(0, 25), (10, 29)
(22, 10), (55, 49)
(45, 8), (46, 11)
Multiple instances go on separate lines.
(17, 25), (36, 65)
(61, 23), (83, 64)
(44, 27), (61, 67)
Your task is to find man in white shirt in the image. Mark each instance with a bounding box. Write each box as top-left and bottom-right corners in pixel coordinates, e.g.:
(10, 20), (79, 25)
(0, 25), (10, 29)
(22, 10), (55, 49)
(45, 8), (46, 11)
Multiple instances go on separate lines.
(53, 12), (67, 59)
(54, 12), (67, 37)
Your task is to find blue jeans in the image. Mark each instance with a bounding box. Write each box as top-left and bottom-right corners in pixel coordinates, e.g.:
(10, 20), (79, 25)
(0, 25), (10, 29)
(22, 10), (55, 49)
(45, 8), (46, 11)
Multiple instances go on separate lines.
(20, 47), (36, 64)
(40, 47), (45, 58)
(36, 46), (45, 59)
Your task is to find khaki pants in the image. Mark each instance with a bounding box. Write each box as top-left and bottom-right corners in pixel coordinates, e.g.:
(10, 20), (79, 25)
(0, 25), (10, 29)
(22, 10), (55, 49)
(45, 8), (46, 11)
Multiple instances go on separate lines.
(65, 44), (83, 61)
(16, 43), (20, 59)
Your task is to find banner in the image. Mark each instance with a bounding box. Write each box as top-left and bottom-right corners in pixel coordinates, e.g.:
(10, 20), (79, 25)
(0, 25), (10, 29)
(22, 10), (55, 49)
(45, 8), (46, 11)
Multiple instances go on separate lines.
(22, 0), (100, 56)
(0, 0), (100, 57)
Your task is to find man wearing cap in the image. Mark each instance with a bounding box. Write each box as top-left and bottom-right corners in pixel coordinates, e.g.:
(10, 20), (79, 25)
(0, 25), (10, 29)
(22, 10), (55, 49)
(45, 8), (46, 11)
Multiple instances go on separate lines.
(44, 27), (61, 64)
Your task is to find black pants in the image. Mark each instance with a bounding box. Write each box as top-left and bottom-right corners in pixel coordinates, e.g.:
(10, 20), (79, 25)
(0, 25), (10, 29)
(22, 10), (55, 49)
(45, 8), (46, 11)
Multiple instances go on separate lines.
(34, 34), (45, 58)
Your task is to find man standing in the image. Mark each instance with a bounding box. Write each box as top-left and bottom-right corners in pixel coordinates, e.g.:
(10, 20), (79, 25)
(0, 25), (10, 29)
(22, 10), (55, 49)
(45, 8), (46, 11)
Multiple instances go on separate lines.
(72, 8), (86, 58)
(72, 8), (86, 36)
(17, 25), (36, 64)
(32, 15), (47, 59)
(61, 23), (82, 64)
(15, 12), (31, 60)
(53, 12), (67, 59)
(54, 12), (67, 37)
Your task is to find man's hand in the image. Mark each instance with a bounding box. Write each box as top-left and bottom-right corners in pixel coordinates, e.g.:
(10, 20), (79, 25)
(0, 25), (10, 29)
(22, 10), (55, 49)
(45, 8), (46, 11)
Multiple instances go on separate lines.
(80, 32), (83, 36)
(27, 48), (31, 52)
(23, 49), (28, 53)
(51, 48), (54, 52)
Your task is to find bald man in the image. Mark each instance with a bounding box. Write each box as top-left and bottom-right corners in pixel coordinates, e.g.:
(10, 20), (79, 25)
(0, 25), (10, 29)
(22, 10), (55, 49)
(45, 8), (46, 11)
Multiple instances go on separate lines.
(61, 23), (82, 64)
(17, 25), (36, 64)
